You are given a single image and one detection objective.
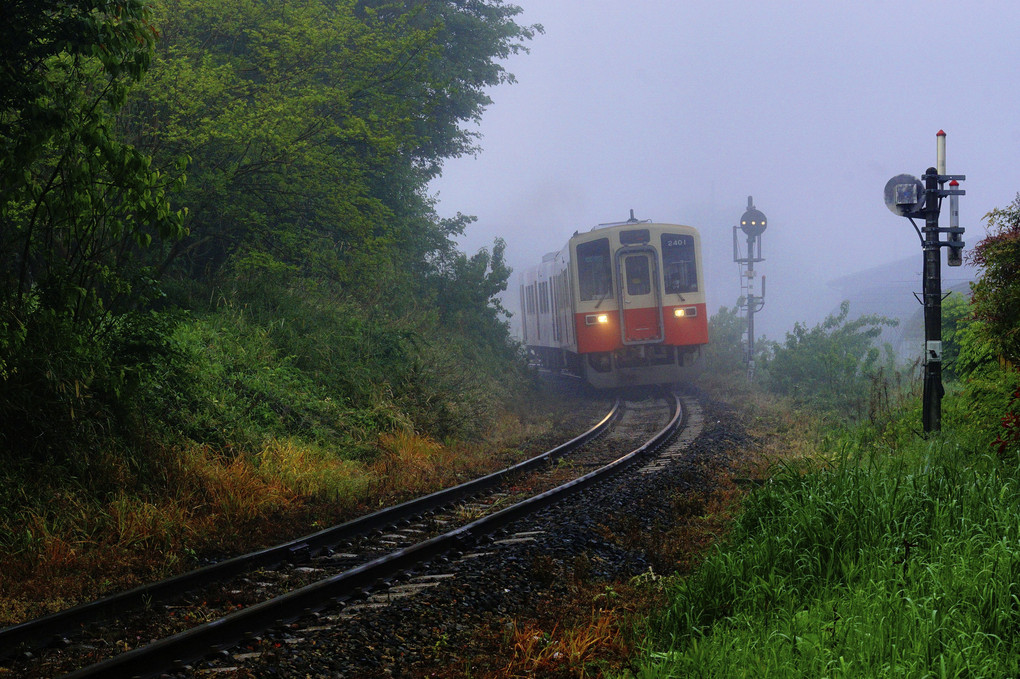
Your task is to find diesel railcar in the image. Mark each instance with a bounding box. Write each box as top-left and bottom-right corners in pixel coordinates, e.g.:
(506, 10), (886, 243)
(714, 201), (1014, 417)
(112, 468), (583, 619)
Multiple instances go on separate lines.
(520, 214), (708, 388)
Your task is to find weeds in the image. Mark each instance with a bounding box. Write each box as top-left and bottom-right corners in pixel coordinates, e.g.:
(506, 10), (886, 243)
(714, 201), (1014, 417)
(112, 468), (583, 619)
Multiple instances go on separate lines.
(505, 611), (631, 678)
(0, 390), (562, 628)
(634, 430), (1020, 677)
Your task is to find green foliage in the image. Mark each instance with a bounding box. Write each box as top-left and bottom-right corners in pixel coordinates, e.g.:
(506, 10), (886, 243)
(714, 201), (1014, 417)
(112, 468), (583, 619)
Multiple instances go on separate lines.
(159, 260), (528, 457)
(971, 195), (1020, 365)
(945, 229), (1020, 458)
(636, 426), (1020, 678)
(1, 0), (538, 459)
(940, 314), (1020, 455)
(940, 291), (971, 380)
(0, 0), (186, 456)
(430, 237), (513, 341)
(760, 301), (899, 418)
(360, 0), (543, 174)
(963, 194), (1020, 459)
(697, 305), (747, 379)
(129, 0), (540, 294)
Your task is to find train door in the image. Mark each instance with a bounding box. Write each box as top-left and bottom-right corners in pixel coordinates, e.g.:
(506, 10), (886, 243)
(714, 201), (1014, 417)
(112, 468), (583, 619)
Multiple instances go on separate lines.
(617, 249), (663, 343)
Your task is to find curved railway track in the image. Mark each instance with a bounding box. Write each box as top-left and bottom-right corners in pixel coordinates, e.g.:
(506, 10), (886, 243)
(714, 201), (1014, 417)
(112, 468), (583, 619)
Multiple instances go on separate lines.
(3, 391), (692, 678)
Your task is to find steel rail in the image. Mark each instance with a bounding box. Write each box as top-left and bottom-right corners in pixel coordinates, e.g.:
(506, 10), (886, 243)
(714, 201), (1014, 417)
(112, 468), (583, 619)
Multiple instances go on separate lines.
(61, 393), (683, 679)
(1, 399), (620, 657)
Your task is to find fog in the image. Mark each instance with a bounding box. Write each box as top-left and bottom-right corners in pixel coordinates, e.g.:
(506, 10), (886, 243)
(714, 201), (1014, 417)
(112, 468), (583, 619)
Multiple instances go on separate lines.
(429, 1), (1019, 340)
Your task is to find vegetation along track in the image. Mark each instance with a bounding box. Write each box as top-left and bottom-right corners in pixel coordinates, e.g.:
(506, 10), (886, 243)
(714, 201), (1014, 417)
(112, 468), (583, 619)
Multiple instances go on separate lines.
(2, 391), (692, 677)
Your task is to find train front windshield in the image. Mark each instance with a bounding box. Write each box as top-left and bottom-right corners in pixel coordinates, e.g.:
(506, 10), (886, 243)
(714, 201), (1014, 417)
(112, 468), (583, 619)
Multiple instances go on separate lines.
(577, 238), (612, 301)
(661, 234), (698, 294)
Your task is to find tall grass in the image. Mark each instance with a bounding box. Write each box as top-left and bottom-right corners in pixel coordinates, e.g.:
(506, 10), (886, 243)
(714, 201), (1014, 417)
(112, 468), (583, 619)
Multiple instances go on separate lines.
(633, 433), (1020, 678)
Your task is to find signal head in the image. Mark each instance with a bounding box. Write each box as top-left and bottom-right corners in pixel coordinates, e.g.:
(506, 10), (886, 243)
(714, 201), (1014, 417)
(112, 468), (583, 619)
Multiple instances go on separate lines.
(740, 207), (767, 237)
(884, 174), (925, 217)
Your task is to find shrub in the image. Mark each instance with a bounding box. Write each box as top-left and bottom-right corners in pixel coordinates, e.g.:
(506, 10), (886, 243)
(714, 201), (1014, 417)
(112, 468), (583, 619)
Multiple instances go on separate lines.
(759, 301), (899, 418)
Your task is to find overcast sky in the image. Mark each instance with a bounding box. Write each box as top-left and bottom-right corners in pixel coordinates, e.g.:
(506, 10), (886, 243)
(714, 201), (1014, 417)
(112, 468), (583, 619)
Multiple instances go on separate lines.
(429, 0), (1019, 338)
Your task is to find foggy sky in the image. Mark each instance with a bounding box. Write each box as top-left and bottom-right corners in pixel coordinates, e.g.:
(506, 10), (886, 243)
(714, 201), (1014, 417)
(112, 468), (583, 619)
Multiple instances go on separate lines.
(429, 1), (1019, 339)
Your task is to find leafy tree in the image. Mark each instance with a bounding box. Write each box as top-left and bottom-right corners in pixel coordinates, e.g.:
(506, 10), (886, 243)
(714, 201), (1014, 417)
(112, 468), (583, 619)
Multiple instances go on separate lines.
(128, 0), (404, 288)
(966, 195), (1020, 455)
(941, 291), (972, 381)
(127, 0), (539, 299)
(0, 1), (185, 454)
(761, 301), (897, 416)
(971, 195), (1020, 366)
(359, 0), (542, 176)
(431, 236), (513, 342)
(693, 305), (748, 382)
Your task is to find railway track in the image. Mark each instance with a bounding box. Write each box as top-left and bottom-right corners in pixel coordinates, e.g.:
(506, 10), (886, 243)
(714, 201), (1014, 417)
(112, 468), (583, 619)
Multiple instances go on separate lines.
(3, 391), (692, 678)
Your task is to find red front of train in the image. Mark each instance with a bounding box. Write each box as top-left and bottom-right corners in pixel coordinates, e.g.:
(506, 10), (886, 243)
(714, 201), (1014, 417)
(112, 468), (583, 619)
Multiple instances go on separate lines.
(520, 219), (708, 388)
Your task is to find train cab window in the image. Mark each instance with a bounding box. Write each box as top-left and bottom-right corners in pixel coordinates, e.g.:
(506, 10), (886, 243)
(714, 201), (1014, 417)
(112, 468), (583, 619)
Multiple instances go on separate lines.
(661, 234), (698, 293)
(624, 255), (651, 296)
(576, 238), (612, 301)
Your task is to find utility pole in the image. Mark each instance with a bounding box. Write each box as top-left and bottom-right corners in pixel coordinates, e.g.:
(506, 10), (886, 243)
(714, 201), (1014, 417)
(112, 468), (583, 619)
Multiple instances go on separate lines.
(733, 196), (767, 380)
(884, 130), (966, 433)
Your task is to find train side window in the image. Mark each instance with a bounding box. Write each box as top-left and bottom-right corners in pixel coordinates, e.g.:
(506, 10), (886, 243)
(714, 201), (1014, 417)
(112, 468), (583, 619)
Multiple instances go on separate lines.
(526, 284), (536, 313)
(624, 255), (651, 296)
(539, 281), (549, 313)
(576, 238), (612, 301)
(661, 234), (698, 293)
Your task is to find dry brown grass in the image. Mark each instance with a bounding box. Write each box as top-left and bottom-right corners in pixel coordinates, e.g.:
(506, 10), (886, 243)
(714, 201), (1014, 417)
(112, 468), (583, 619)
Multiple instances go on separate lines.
(0, 407), (556, 627)
(0, 442), (313, 625)
(502, 608), (633, 678)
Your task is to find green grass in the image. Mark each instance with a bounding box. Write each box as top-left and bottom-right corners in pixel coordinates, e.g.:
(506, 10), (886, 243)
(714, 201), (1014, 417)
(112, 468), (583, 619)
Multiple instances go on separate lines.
(631, 430), (1020, 678)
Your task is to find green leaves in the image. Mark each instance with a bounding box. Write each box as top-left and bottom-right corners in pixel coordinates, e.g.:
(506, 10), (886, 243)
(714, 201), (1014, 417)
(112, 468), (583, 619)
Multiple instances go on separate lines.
(761, 301), (898, 416)
(0, 0), (186, 456)
(1, 0), (538, 458)
(971, 195), (1020, 366)
(129, 0), (538, 295)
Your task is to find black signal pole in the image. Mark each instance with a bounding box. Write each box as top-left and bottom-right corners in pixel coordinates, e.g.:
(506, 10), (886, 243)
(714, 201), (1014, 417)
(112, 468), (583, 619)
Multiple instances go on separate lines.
(921, 167), (943, 433)
(884, 130), (966, 435)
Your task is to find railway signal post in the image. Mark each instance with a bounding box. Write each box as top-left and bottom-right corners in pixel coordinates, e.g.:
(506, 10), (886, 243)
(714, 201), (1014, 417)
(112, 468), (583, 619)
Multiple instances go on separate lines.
(884, 130), (966, 433)
(733, 196), (767, 380)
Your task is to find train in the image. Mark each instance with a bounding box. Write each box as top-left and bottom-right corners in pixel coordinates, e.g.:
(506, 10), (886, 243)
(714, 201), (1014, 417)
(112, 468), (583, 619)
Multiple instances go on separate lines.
(519, 212), (709, 389)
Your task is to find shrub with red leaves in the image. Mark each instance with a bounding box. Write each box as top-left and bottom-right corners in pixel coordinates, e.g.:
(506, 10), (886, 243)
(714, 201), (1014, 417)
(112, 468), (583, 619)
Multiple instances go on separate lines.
(994, 389), (1020, 456)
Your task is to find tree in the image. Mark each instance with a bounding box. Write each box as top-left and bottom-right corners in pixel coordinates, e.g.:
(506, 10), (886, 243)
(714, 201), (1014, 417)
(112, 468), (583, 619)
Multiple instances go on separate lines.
(127, 0), (540, 298)
(761, 301), (897, 416)
(432, 236), (513, 341)
(967, 195), (1020, 455)
(0, 1), (185, 453)
(971, 194), (1020, 366)
(692, 305), (748, 382)
(941, 291), (972, 381)
(358, 0), (542, 176)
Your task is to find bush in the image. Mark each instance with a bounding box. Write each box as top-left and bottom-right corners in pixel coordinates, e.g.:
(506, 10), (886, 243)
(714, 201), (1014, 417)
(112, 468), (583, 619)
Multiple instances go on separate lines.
(759, 301), (899, 418)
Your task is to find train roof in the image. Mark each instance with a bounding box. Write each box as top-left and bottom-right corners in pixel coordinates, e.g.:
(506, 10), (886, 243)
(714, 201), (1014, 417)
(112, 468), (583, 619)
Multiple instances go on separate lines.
(591, 217), (653, 231)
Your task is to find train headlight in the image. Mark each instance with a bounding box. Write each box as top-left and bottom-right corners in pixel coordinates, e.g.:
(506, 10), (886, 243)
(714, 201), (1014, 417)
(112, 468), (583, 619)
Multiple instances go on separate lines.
(674, 307), (697, 318)
(597, 313), (609, 324)
(585, 313), (610, 326)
